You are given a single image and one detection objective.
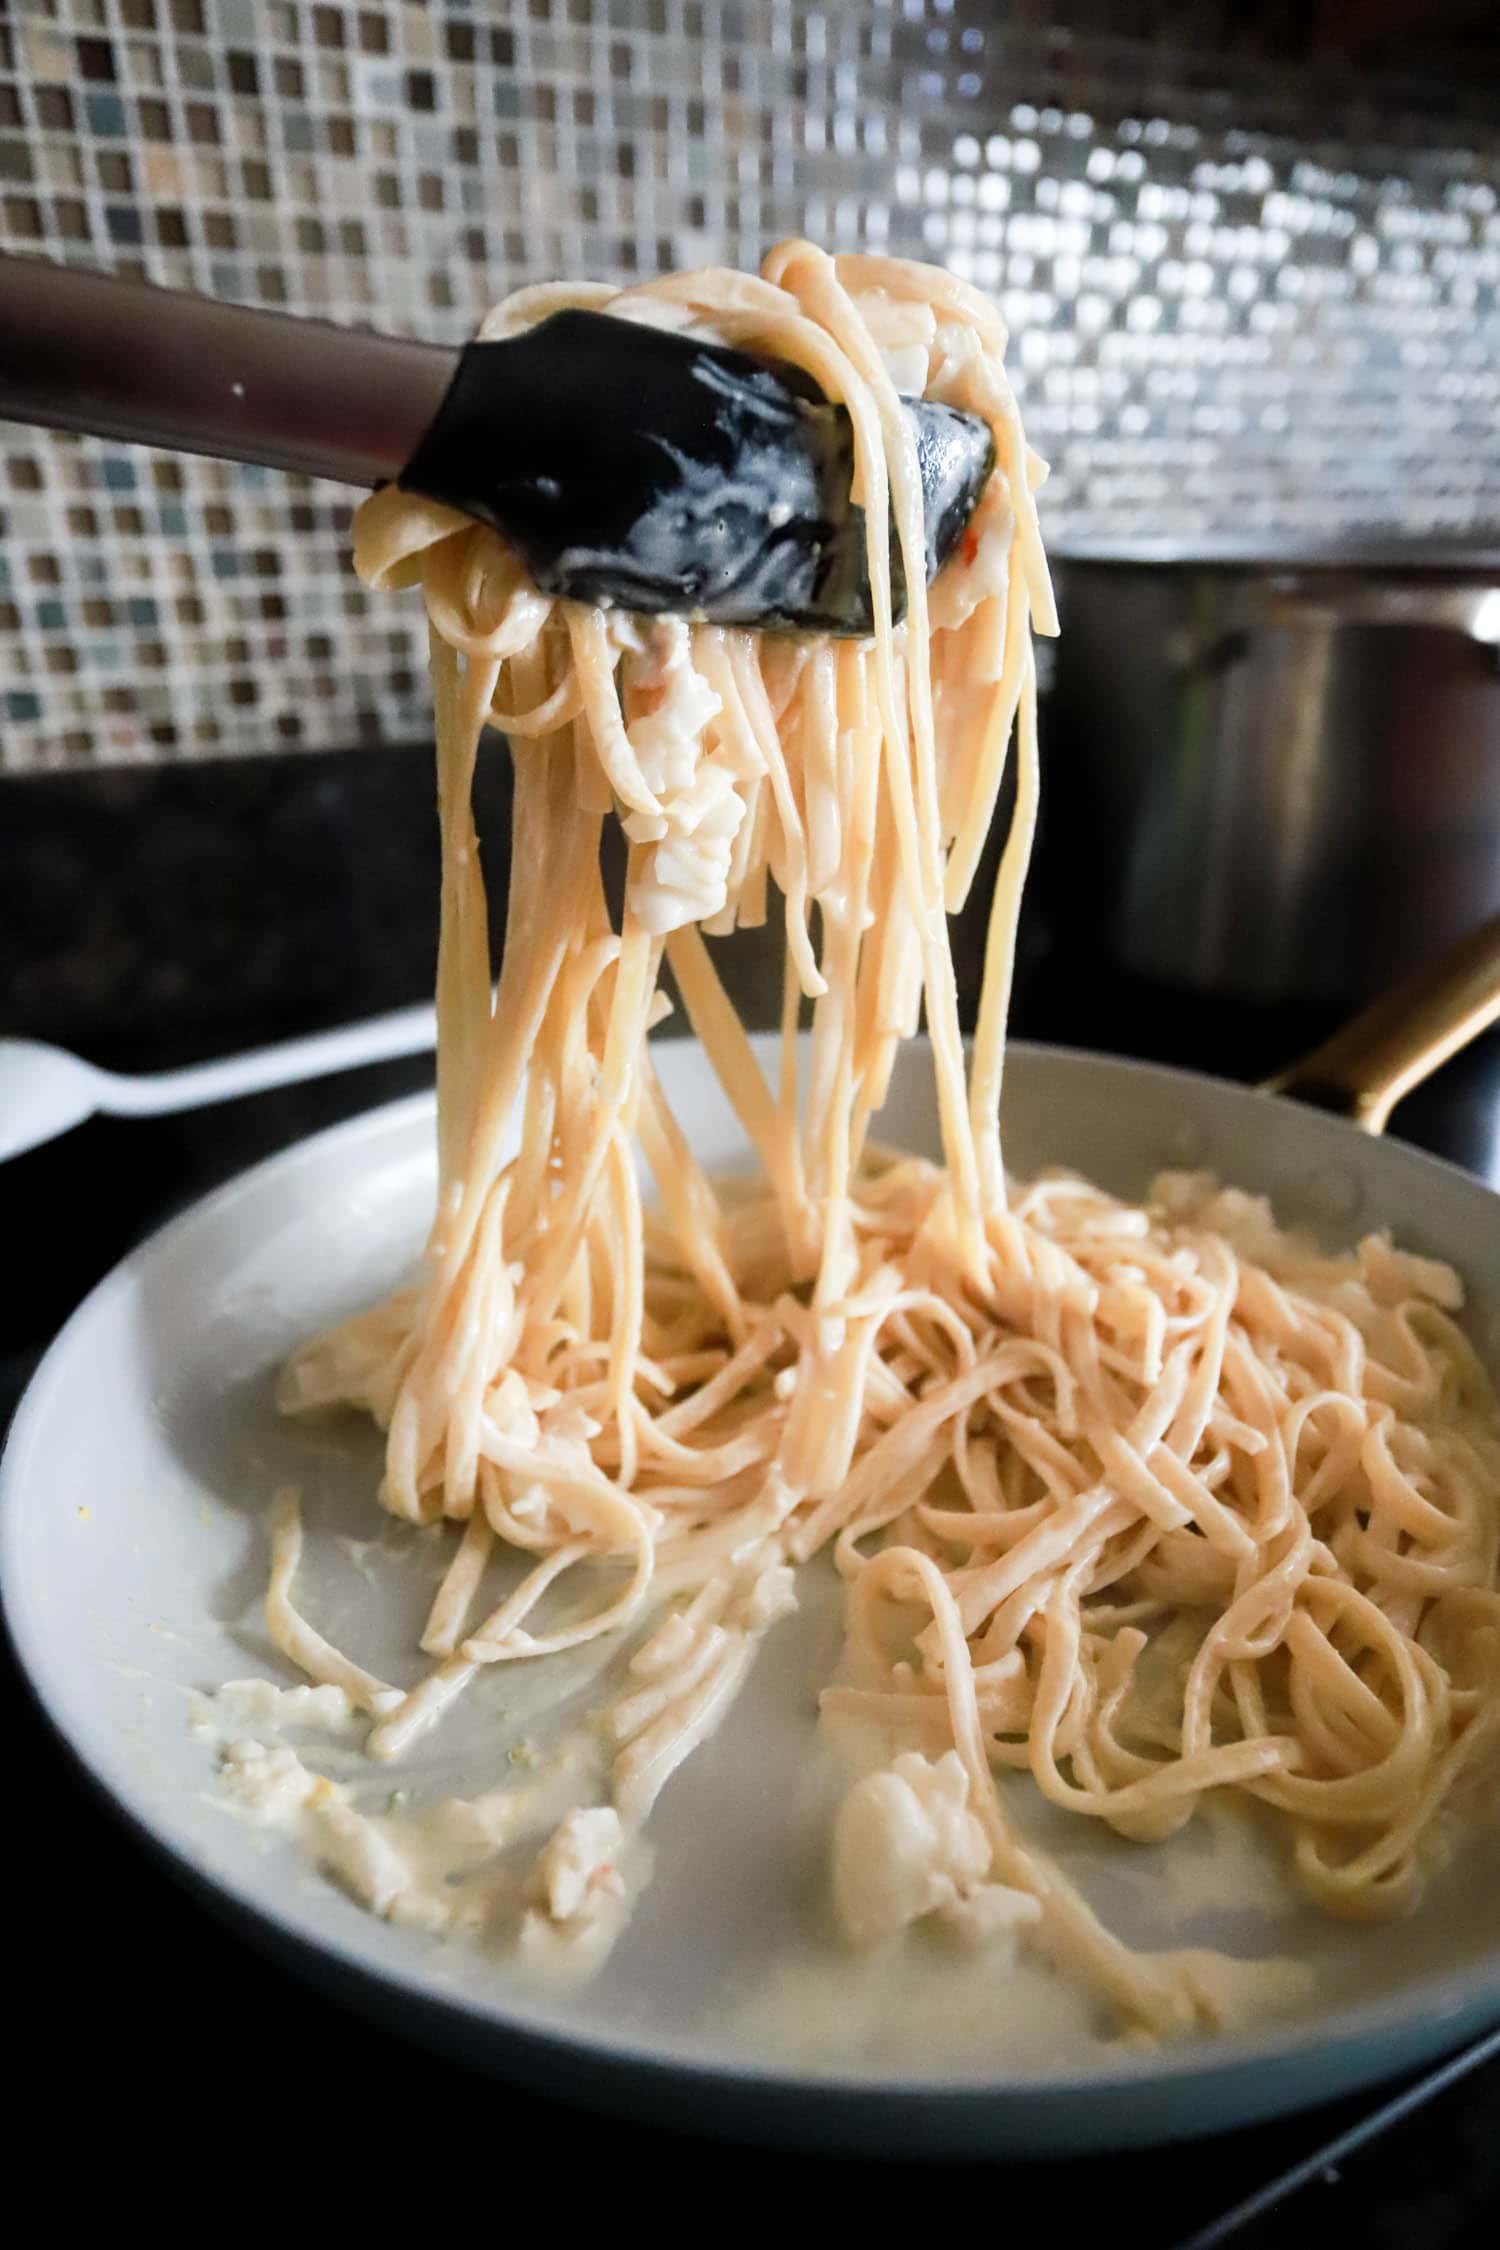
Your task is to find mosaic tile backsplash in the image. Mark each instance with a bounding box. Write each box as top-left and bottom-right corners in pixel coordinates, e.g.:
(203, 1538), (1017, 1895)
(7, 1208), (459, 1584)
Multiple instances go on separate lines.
(2, 0), (1500, 770)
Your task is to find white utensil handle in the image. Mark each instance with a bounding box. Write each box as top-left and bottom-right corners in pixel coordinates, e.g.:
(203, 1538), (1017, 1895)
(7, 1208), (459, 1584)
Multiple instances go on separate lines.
(95, 1002), (438, 1118)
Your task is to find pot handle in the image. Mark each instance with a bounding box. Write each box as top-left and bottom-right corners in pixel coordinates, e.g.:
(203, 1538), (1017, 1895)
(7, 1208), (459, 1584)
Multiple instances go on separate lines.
(1263, 915), (1500, 1133)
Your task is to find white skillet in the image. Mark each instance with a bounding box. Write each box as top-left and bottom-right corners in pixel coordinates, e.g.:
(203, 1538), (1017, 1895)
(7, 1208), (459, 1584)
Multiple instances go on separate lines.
(5, 928), (1500, 2156)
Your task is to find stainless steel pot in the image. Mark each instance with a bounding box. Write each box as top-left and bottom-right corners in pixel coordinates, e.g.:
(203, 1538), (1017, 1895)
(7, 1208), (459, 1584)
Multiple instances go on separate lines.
(1045, 543), (1500, 1006)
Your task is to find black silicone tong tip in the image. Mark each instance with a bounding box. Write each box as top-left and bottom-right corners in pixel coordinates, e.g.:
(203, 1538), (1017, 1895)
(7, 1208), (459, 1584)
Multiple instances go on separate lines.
(400, 309), (996, 637)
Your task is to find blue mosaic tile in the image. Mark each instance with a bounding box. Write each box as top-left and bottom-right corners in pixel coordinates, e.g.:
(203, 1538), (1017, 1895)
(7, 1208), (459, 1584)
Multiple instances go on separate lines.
(85, 94), (128, 138)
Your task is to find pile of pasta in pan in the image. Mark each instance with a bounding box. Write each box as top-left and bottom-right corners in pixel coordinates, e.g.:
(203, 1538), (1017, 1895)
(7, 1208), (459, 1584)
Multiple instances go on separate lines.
(250, 244), (1500, 2040)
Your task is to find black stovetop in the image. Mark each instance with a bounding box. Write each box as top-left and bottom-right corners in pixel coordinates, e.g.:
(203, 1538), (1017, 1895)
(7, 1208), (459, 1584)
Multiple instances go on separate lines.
(3, 746), (1499, 2238)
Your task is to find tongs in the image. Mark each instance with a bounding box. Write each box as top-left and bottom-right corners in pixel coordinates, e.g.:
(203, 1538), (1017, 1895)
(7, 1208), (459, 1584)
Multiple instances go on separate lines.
(0, 254), (994, 637)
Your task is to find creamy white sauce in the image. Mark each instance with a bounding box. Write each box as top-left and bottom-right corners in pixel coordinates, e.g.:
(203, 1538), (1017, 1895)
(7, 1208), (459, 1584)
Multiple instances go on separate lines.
(816, 1690), (1323, 2056)
(613, 615), (746, 936)
(215, 1735), (501, 1933)
(516, 1806), (651, 1979)
(193, 1542), (1321, 2044)
(728, 1907), (1316, 2077)
(832, 1750), (1040, 1955)
(191, 1678), (360, 1741)
(200, 1673), (647, 1964)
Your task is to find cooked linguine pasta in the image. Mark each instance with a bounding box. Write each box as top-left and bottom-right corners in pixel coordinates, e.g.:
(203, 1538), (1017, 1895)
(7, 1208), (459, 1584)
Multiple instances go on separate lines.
(265, 244), (1500, 2039)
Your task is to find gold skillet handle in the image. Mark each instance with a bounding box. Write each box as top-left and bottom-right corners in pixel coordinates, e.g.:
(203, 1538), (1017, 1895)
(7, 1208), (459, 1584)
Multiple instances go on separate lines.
(1262, 915), (1500, 1135)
